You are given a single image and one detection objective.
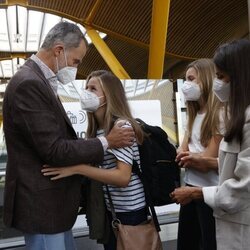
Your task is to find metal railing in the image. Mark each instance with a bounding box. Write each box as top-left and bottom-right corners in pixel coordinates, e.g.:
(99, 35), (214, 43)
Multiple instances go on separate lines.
(0, 211), (179, 249)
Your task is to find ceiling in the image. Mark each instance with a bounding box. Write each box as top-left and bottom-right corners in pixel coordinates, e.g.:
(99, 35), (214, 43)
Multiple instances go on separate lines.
(57, 79), (170, 100)
(0, 0), (248, 80)
(0, 5), (107, 78)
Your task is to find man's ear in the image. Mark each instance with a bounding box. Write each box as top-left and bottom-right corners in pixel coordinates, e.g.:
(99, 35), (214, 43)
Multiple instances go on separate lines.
(53, 43), (64, 57)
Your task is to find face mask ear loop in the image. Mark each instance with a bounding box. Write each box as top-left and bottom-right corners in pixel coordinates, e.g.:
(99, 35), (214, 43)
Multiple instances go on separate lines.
(99, 101), (107, 108)
(63, 48), (68, 67)
(56, 57), (59, 73)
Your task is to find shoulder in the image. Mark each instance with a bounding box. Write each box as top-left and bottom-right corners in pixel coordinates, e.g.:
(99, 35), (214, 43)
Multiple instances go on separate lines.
(6, 72), (44, 102)
(9, 62), (43, 89)
(7, 72), (52, 107)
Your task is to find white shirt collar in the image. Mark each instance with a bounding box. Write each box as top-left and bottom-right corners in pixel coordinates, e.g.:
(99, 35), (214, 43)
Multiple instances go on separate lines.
(30, 54), (58, 95)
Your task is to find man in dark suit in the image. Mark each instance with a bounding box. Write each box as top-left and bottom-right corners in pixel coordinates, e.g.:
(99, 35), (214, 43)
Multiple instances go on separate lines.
(3, 22), (134, 250)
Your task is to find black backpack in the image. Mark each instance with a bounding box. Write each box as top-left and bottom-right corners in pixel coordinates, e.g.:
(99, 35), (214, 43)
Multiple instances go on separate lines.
(133, 119), (180, 230)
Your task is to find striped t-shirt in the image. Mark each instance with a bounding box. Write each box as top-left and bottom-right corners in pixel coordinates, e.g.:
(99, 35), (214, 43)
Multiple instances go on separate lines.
(97, 121), (146, 213)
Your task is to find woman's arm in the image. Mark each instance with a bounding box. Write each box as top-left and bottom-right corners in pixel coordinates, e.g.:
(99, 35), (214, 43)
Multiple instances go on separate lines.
(42, 160), (132, 188)
(179, 134), (222, 173)
(204, 113), (250, 214)
(176, 132), (189, 165)
(171, 156), (218, 205)
(180, 154), (218, 171)
(177, 132), (189, 155)
(202, 134), (223, 158)
(171, 135), (222, 205)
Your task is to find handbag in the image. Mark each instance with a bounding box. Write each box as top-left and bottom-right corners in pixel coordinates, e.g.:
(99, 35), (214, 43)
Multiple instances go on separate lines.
(116, 219), (162, 250)
(106, 185), (163, 250)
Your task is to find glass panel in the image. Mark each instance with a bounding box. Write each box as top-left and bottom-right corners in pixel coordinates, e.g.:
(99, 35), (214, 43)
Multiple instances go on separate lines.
(58, 80), (85, 99)
(7, 6), (16, 51)
(8, 6), (26, 52)
(133, 79), (146, 95)
(0, 5), (108, 79)
(0, 9), (10, 51)
(16, 6), (27, 51)
(14, 58), (25, 74)
(0, 58), (25, 78)
(1, 60), (12, 78)
(39, 13), (62, 47)
(0, 83), (7, 93)
(98, 32), (107, 39)
(158, 79), (169, 86)
(76, 24), (86, 35)
(26, 10), (44, 51)
(0, 64), (3, 78)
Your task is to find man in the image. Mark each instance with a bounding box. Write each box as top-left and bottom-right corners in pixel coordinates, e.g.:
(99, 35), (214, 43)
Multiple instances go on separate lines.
(3, 22), (134, 250)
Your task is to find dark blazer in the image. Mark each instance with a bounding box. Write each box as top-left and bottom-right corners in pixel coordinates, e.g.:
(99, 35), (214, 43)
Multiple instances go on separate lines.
(3, 59), (104, 234)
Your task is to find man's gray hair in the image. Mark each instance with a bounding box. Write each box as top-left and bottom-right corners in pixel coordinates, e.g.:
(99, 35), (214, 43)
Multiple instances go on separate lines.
(41, 21), (88, 49)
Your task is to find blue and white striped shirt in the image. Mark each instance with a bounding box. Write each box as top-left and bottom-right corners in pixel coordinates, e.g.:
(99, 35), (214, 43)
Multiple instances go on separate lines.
(97, 121), (146, 212)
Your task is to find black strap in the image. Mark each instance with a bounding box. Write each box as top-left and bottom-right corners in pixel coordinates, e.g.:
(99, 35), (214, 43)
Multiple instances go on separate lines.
(105, 185), (116, 220)
(133, 160), (161, 232)
(105, 185), (121, 228)
(106, 162), (160, 231)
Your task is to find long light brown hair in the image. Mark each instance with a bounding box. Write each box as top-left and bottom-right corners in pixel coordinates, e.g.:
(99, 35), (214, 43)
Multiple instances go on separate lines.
(185, 59), (222, 147)
(85, 70), (144, 144)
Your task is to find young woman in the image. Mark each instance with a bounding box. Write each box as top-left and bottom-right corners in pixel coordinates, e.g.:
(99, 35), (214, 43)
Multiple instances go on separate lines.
(172, 39), (250, 250)
(42, 70), (147, 250)
(176, 59), (224, 250)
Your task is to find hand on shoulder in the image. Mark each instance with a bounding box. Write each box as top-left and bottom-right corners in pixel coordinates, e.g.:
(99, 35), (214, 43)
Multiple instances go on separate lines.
(106, 119), (135, 149)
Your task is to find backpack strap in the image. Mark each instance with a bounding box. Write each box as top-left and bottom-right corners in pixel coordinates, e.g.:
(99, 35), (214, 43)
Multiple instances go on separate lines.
(133, 160), (161, 232)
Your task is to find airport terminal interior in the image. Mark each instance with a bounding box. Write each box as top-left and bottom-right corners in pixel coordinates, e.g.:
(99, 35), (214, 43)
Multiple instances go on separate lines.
(0, 0), (248, 249)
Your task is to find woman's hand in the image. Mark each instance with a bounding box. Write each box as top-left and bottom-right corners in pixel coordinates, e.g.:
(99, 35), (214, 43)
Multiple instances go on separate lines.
(170, 186), (203, 205)
(176, 151), (190, 165)
(179, 154), (218, 173)
(42, 165), (77, 180)
(176, 151), (212, 173)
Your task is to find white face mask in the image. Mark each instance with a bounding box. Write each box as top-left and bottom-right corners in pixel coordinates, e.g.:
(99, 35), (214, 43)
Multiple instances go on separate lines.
(181, 81), (201, 101)
(80, 89), (105, 112)
(213, 78), (230, 102)
(56, 49), (77, 85)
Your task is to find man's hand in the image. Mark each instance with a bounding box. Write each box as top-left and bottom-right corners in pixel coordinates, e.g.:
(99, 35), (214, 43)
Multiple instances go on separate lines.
(170, 186), (203, 205)
(106, 121), (135, 149)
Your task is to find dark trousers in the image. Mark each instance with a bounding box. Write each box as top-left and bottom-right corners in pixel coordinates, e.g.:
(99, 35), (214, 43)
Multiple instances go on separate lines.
(104, 207), (148, 250)
(177, 199), (216, 250)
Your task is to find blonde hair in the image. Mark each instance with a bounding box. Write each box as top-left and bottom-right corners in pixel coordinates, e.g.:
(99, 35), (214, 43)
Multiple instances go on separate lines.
(85, 70), (144, 144)
(185, 59), (221, 147)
